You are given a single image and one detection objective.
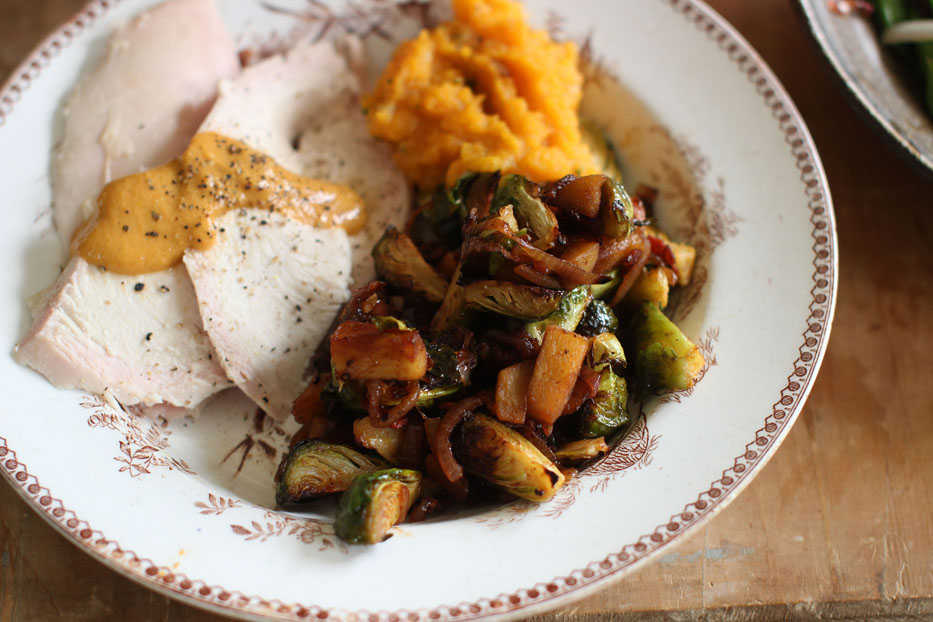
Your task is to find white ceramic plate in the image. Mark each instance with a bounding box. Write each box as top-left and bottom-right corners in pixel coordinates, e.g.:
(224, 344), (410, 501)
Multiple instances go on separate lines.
(799, 0), (933, 174)
(0, 0), (837, 619)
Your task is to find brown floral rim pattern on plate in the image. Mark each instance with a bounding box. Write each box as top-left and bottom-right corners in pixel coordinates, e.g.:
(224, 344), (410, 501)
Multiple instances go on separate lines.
(0, 0), (837, 619)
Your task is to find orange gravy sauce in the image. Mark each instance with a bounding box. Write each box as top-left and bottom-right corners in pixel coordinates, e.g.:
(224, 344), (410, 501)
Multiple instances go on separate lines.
(73, 132), (365, 274)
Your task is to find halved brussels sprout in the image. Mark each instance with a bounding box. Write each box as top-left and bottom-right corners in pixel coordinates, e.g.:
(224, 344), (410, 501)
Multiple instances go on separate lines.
(589, 333), (626, 371)
(525, 285), (593, 343)
(579, 369), (629, 438)
(492, 174), (559, 249)
(577, 299), (619, 337)
(458, 414), (565, 502)
(627, 302), (705, 394)
(601, 179), (636, 239)
(556, 437), (610, 464)
(372, 227), (449, 303)
(463, 280), (562, 319)
(334, 469), (422, 545)
(275, 440), (386, 506)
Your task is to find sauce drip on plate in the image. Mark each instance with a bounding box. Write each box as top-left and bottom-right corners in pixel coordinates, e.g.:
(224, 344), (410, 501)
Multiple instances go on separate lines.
(73, 132), (365, 275)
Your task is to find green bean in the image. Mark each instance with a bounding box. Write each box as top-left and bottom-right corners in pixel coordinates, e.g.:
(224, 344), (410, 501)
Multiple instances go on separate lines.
(871, 0), (910, 30)
(915, 2), (933, 115)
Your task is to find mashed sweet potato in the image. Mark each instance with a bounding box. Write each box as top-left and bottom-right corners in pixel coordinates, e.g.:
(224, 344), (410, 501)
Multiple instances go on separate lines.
(364, 0), (597, 189)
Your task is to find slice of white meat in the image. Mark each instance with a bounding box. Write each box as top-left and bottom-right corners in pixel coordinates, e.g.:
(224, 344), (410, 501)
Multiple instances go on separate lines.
(187, 39), (409, 416)
(53, 0), (239, 243)
(199, 37), (409, 288)
(183, 210), (351, 421)
(16, 0), (238, 409)
(15, 260), (232, 407)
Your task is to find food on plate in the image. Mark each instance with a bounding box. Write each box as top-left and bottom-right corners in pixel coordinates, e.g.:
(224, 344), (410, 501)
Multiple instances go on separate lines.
(73, 132), (365, 275)
(15, 0), (708, 547)
(843, 0), (933, 116)
(282, 164), (704, 544)
(15, 0), (238, 410)
(364, 0), (598, 188)
(15, 0), (407, 418)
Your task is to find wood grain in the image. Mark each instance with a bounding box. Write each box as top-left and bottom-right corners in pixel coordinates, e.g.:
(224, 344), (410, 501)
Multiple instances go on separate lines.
(1, 0), (932, 620)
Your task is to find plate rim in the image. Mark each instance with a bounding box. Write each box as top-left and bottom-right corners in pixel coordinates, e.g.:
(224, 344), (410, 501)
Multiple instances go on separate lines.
(797, 0), (933, 176)
(0, 0), (838, 619)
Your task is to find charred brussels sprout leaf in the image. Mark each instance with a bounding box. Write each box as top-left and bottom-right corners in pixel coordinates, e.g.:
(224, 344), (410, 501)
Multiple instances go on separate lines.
(334, 468), (422, 544)
(276, 440), (386, 506)
(577, 299), (619, 337)
(556, 437), (610, 464)
(372, 227), (448, 303)
(591, 269), (621, 300)
(525, 285), (593, 343)
(458, 413), (565, 502)
(627, 302), (705, 394)
(579, 369), (629, 438)
(464, 280), (562, 319)
(410, 173), (478, 252)
(492, 174), (559, 249)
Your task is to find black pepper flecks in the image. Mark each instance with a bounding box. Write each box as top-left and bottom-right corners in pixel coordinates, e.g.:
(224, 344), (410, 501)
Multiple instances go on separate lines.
(134, 282), (145, 292)
(145, 332), (153, 341)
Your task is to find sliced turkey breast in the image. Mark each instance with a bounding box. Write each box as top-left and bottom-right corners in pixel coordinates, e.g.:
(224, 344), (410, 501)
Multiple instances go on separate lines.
(186, 39), (409, 416)
(199, 38), (410, 288)
(53, 0), (239, 244)
(183, 210), (351, 421)
(16, 0), (238, 409)
(15, 260), (232, 407)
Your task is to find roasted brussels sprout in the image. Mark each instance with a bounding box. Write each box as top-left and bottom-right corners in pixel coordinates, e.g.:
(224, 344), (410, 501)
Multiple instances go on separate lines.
(581, 120), (624, 182)
(464, 281), (562, 319)
(525, 285), (593, 343)
(353, 418), (426, 467)
(276, 440), (386, 506)
(601, 179), (635, 239)
(577, 299), (619, 337)
(372, 227), (449, 303)
(492, 174), (559, 249)
(334, 469), (422, 544)
(627, 302), (705, 394)
(458, 414), (565, 502)
(589, 332), (626, 371)
(626, 267), (670, 309)
(425, 341), (473, 388)
(579, 369), (630, 438)
(556, 437), (610, 464)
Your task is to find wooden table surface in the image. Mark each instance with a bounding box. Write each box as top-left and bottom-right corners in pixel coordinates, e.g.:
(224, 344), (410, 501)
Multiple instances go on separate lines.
(1, 0), (931, 620)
